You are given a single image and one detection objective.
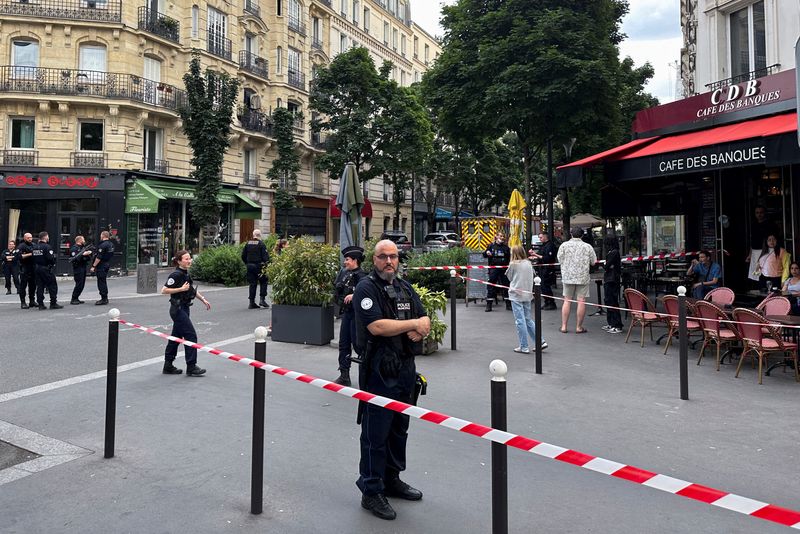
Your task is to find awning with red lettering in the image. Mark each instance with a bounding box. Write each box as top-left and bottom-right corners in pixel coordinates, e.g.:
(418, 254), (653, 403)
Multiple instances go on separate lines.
(329, 196), (372, 218)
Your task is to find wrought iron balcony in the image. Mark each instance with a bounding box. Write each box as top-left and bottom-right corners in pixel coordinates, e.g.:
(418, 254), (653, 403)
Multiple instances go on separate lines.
(311, 38), (323, 50)
(0, 0), (122, 23)
(278, 177), (298, 192)
(317, 0), (331, 7)
(292, 117), (305, 138)
(243, 0), (259, 17)
(207, 34), (232, 61)
(143, 157), (169, 174)
(287, 69), (306, 90)
(2, 149), (37, 166)
(312, 183), (326, 194)
(0, 66), (186, 112)
(705, 63), (781, 91)
(239, 51), (269, 79)
(72, 151), (106, 168)
(243, 173), (260, 187)
(138, 7), (180, 44)
(288, 17), (307, 36)
(238, 111), (274, 137)
(311, 131), (327, 149)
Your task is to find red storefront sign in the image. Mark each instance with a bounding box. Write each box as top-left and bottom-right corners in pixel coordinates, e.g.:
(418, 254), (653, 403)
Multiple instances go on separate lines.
(3, 174), (99, 189)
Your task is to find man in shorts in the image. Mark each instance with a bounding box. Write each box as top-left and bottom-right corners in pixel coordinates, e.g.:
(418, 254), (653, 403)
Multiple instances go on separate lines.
(556, 227), (597, 333)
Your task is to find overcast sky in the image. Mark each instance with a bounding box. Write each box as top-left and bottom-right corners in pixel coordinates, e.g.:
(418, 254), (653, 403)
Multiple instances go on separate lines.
(411, 0), (682, 104)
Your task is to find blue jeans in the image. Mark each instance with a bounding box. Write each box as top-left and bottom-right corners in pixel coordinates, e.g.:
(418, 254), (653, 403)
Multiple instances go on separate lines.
(511, 300), (543, 350)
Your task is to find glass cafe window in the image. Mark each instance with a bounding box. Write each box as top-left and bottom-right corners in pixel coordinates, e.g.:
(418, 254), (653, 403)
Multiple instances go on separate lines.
(730, 1), (766, 79)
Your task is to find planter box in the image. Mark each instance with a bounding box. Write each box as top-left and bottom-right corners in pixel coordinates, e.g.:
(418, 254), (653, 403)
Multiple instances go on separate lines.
(271, 304), (334, 345)
(422, 338), (439, 355)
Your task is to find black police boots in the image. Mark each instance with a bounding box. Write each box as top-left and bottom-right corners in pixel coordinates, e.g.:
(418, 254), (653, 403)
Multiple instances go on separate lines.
(259, 299), (270, 308)
(385, 478), (423, 501)
(70, 299), (82, 305)
(361, 493), (396, 520)
(485, 300), (493, 312)
(50, 302), (63, 310)
(505, 299), (512, 310)
(37, 303), (47, 310)
(248, 300), (260, 309)
(5, 289), (10, 295)
(20, 300), (29, 309)
(95, 298), (109, 306)
(163, 362), (182, 375)
(186, 365), (207, 377)
(334, 370), (351, 387)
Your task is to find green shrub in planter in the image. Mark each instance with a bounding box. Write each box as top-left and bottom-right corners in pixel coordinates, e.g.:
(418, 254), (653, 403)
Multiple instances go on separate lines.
(404, 247), (469, 297)
(190, 244), (247, 286)
(266, 237), (340, 305)
(412, 283), (448, 346)
(263, 233), (279, 256)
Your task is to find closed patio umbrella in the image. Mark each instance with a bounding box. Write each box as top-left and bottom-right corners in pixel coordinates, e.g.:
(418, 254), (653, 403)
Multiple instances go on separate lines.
(507, 188), (526, 247)
(335, 162), (364, 252)
(570, 213), (605, 227)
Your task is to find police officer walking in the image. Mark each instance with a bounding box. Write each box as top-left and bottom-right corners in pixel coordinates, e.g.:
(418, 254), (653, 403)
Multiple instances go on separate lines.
(32, 231), (62, 310)
(69, 235), (94, 304)
(17, 233), (36, 309)
(90, 231), (114, 305)
(161, 249), (211, 376)
(2, 239), (20, 295)
(333, 245), (367, 386)
(241, 229), (270, 309)
(353, 239), (430, 521)
(483, 231), (511, 311)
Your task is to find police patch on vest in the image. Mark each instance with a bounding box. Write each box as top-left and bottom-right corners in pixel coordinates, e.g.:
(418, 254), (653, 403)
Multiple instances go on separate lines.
(360, 297), (373, 310)
(397, 302), (411, 311)
(167, 277), (175, 286)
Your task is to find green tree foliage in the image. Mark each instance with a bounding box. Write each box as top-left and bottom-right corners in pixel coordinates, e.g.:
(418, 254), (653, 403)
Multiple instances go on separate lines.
(179, 52), (240, 227)
(268, 107), (302, 236)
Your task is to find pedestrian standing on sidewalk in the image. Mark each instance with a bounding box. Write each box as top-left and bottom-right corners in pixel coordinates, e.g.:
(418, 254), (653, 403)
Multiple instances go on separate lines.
(557, 227), (597, 334)
(90, 231), (114, 305)
(161, 250), (210, 377)
(2, 240), (20, 295)
(17, 233), (36, 309)
(483, 232), (511, 311)
(69, 235), (94, 305)
(242, 229), (270, 309)
(506, 245), (547, 353)
(332, 245), (367, 386)
(602, 235), (624, 334)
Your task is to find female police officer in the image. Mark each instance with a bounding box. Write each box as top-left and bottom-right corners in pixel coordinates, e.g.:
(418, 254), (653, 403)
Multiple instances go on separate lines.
(161, 250), (210, 376)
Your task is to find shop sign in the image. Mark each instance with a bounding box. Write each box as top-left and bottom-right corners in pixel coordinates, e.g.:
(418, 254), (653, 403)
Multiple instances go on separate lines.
(656, 146), (767, 174)
(3, 173), (99, 189)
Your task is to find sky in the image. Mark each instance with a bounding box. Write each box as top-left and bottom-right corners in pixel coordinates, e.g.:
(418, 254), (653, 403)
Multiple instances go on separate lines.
(411, 0), (683, 104)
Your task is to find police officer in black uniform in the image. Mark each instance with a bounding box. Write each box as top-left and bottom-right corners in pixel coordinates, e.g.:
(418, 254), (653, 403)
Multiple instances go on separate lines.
(17, 232), (36, 309)
(69, 235), (94, 305)
(353, 239), (430, 521)
(483, 231), (511, 311)
(333, 245), (368, 386)
(90, 230), (114, 305)
(161, 249), (211, 376)
(2, 239), (20, 295)
(32, 231), (62, 310)
(531, 232), (557, 310)
(241, 229), (270, 309)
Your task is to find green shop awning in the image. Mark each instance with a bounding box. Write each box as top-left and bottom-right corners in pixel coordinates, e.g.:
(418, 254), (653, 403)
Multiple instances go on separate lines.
(125, 179), (261, 217)
(125, 180), (165, 214)
(234, 192), (261, 219)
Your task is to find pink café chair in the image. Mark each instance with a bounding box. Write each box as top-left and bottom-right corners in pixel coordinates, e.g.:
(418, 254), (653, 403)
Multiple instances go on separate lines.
(733, 308), (799, 385)
(704, 287), (735, 307)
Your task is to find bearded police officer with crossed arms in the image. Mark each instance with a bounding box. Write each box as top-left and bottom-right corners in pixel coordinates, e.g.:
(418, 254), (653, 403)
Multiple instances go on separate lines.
(352, 239), (430, 521)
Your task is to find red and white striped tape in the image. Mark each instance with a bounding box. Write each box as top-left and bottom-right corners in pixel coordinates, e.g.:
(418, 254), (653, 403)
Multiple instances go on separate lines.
(116, 316), (800, 529)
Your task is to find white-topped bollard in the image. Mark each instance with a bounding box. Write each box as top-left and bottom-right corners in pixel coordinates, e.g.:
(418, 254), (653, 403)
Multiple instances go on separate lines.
(490, 358), (508, 532)
(677, 285), (687, 297)
(450, 270), (458, 351)
(251, 325), (268, 514)
(107, 308), (120, 321)
(104, 307), (121, 458)
(677, 285), (689, 400)
(490, 359), (508, 382)
(254, 326), (269, 342)
(533, 277), (543, 374)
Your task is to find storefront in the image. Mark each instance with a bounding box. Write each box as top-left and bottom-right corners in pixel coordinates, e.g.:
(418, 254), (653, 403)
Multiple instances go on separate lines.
(559, 68), (800, 293)
(0, 168), (126, 275)
(124, 174), (260, 270)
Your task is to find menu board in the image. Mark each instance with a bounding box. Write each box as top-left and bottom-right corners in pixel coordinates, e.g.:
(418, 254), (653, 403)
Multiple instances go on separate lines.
(467, 252), (489, 300)
(701, 187), (716, 252)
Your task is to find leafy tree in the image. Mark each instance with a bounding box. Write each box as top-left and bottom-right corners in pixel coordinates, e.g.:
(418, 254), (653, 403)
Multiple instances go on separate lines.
(267, 107), (302, 237)
(179, 51), (240, 229)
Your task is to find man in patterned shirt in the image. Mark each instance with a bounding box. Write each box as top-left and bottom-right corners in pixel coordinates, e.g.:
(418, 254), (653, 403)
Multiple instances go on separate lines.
(556, 227), (597, 334)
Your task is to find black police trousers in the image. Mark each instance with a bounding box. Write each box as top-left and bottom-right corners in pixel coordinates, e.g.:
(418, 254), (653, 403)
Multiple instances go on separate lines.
(96, 262), (110, 298)
(18, 268), (35, 303)
(338, 309), (356, 371)
(356, 352), (415, 496)
(35, 265), (58, 305)
(3, 265), (19, 291)
(486, 267), (509, 301)
(246, 263), (267, 301)
(72, 266), (86, 300)
(165, 303), (198, 366)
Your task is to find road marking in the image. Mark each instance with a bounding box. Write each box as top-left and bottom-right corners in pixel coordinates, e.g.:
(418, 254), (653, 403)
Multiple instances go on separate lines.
(0, 333), (254, 404)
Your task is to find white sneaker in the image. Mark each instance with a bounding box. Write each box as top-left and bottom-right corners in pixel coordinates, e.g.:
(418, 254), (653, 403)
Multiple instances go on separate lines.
(601, 325), (613, 331)
(607, 327), (623, 334)
(513, 347), (530, 354)
(541, 342), (548, 350)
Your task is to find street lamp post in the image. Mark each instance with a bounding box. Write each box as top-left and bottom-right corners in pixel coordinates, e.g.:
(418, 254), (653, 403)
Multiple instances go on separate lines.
(561, 138), (577, 238)
(546, 139), (553, 240)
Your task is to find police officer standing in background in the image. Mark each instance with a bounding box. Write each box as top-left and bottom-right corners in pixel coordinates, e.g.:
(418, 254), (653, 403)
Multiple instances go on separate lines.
(353, 239), (430, 521)
(90, 230), (114, 305)
(2, 239), (20, 295)
(241, 229), (270, 309)
(69, 235), (94, 305)
(17, 233), (36, 309)
(483, 231), (511, 311)
(32, 231), (62, 310)
(530, 232), (557, 310)
(333, 245), (367, 386)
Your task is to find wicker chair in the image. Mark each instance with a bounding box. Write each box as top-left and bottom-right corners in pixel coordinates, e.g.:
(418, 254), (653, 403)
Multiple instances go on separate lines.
(660, 295), (702, 355)
(704, 287), (735, 306)
(694, 300), (741, 371)
(623, 288), (666, 347)
(732, 308), (799, 384)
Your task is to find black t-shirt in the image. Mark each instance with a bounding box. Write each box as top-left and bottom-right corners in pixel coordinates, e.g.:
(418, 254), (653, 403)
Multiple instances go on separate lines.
(96, 240), (115, 263)
(18, 241), (34, 268)
(32, 242), (56, 267)
(2, 247), (19, 269)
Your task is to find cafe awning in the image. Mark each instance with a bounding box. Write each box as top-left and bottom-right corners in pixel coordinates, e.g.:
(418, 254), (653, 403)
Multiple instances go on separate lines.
(125, 178), (262, 217)
(234, 192), (261, 219)
(329, 196), (373, 218)
(435, 207), (452, 220)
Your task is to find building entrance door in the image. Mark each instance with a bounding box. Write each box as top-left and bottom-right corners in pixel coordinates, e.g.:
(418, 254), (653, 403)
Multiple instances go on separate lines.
(58, 215), (97, 275)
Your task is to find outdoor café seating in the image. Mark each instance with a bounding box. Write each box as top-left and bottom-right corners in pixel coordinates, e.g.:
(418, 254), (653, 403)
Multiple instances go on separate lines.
(660, 295), (702, 355)
(623, 288), (666, 347)
(732, 308), (799, 385)
(694, 300), (741, 371)
(704, 287), (735, 306)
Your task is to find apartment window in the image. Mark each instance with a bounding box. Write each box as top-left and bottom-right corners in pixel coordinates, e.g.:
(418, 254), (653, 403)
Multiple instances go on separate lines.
(277, 0), (282, 16)
(287, 47), (301, 75)
(400, 34), (406, 56)
(79, 122), (104, 151)
(207, 7), (228, 47)
(413, 36), (418, 56)
(79, 44), (107, 72)
(414, 70), (419, 83)
(191, 5), (199, 38)
(143, 127), (163, 170)
(11, 40), (38, 78)
(392, 28), (398, 50)
(399, 1), (406, 21)
(276, 47), (283, 74)
(244, 149), (256, 177)
(340, 32), (347, 53)
(383, 22), (389, 44)
(11, 118), (35, 149)
(312, 17), (321, 42)
(363, 8), (370, 32)
(424, 44), (430, 63)
(352, 0), (359, 25)
(288, 0), (301, 27)
(730, 1), (766, 78)
(400, 70), (405, 86)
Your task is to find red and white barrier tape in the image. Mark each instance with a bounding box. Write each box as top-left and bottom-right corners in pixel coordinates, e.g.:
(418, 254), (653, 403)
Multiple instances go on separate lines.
(116, 316), (800, 529)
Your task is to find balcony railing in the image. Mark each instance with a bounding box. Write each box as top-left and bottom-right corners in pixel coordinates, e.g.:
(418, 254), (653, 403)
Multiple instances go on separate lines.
(705, 63), (781, 91)
(0, 0), (122, 23)
(243, 0), (259, 17)
(143, 157), (169, 174)
(72, 151), (106, 168)
(318, 0), (331, 7)
(278, 177), (298, 191)
(311, 38), (323, 50)
(292, 117), (305, 138)
(238, 51), (269, 79)
(287, 69), (306, 90)
(288, 17), (307, 36)
(238, 111), (274, 137)
(243, 173), (260, 187)
(137, 7), (180, 44)
(207, 34), (232, 61)
(0, 66), (186, 112)
(312, 183), (326, 194)
(2, 149), (37, 166)
(311, 131), (327, 149)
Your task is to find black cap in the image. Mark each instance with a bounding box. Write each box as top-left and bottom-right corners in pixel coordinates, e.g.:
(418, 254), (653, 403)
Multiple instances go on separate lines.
(342, 245), (364, 260)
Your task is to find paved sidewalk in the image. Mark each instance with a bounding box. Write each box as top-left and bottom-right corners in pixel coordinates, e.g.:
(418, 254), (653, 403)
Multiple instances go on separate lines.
(1, 295), (798, 533)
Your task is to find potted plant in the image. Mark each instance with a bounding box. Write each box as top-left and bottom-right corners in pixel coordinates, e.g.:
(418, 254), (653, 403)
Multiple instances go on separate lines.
(411, 283), (448, 355)
(266, 237), (340, 345)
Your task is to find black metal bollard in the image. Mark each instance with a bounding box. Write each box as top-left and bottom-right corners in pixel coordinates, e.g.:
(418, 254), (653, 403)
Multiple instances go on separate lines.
(251, 326), (268, 514)
(450, 270), (457, 351)
(589, 279), (605, 316)
(490, 360), (508, 534)
(533, 277), (543, 375)
(104, 308), (120, 459)
(678, 286), (689, 400)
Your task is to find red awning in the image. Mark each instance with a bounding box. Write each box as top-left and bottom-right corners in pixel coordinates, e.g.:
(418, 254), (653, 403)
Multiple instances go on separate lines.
(557, 137), (659, 169)
(329, 196), (372, 218)
(614, 112), (797, 161)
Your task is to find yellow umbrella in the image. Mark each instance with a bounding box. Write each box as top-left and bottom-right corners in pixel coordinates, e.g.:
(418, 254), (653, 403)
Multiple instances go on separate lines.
(507, 189), (526, 247)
